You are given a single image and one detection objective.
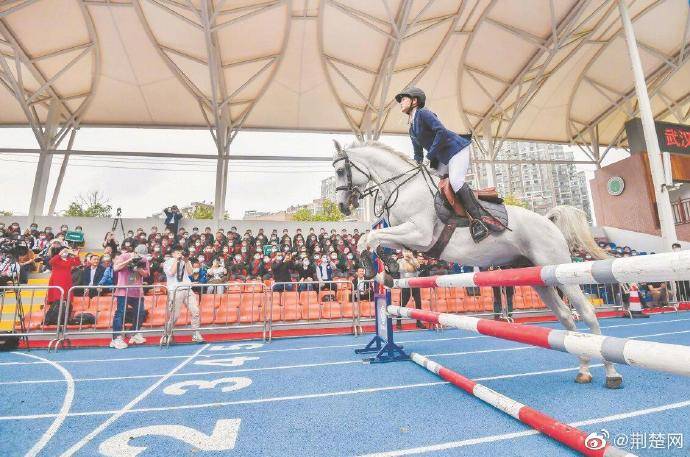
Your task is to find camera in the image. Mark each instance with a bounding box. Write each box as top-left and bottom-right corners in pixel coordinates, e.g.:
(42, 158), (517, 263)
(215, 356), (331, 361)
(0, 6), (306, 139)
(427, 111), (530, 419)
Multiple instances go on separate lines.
(131, 255), (147, 269)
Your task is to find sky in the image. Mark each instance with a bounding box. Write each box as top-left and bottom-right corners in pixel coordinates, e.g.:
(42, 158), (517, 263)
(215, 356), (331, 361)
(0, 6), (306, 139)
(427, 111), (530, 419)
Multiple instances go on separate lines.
(0, 127), (628, 219)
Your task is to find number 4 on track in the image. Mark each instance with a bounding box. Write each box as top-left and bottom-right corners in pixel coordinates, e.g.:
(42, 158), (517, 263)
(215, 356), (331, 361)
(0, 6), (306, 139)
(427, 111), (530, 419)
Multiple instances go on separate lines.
(98, 419), (241, 457)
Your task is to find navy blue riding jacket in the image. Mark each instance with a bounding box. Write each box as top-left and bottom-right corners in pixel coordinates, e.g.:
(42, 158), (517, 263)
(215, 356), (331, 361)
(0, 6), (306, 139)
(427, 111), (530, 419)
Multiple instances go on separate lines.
(409, 108), (471, 165)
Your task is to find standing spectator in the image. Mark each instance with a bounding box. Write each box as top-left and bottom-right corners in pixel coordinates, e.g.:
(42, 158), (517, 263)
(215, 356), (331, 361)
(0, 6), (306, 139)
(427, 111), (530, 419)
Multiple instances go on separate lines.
(351, 267), (373, 301)
(163, 206), (183, 240)
(672, 243), (689, 301)
(111, 244), (150, 349)
(45, 246), (81, 325)
(315, 254), (335, 291)
(163, 247), (204, 343)
(297, 257), (316, 292)
(396, 249), (424, 329)
(103, 232), (119, 254)
(272, 253), (293, 291)
(78, 254), (105, 297)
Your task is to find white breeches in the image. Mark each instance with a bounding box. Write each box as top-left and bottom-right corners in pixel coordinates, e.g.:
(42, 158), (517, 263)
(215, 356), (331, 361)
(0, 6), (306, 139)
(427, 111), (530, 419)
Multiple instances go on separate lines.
(436, 144), (471, 192)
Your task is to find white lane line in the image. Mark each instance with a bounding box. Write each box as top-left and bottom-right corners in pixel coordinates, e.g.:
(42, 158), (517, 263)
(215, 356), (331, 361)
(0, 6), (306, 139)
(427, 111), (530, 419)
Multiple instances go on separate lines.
(3, 328), (689, 387)
(3, 316), (688, 366)
(13, 352), (75, 457)
(357, 399), (690, 457)
(0, 363), (608, 421)
(57, 344), (209, 457)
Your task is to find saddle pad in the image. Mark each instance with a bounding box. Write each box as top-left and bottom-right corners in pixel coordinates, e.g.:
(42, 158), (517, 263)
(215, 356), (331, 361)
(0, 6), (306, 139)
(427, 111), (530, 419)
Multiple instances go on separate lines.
(434, 191), (509, 230)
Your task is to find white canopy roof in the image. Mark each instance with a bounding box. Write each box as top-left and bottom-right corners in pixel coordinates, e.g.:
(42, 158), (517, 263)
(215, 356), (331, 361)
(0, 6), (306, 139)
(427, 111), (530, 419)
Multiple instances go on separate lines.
(0, 0), (688, 153)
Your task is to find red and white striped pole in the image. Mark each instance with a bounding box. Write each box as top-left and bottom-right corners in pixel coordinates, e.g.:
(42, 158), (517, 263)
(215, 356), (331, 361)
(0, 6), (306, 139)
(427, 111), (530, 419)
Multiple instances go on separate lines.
(388, 305), (690, 378)
(411, 353), (636, 457)
(393, 251), (690, 289)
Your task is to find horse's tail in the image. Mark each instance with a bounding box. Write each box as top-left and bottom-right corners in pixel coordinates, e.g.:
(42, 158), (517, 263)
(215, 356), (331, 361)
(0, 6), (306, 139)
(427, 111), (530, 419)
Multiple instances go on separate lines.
(546, 205), (608, 260)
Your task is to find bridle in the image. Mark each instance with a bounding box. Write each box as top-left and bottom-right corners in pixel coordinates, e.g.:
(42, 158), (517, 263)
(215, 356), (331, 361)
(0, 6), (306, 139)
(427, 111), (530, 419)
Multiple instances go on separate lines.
(332, 150), (438, 218)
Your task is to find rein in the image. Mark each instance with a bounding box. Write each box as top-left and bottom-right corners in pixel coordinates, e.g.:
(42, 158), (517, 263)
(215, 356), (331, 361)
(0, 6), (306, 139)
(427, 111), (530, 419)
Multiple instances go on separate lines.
(333, 152), (438, 218)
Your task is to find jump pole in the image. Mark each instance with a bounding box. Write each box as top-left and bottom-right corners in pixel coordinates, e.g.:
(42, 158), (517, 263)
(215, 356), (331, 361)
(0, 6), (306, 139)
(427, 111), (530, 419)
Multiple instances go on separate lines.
(388, 306), (690, 377)
(385, 251), (690, 378)
(411, 352), (636, 457)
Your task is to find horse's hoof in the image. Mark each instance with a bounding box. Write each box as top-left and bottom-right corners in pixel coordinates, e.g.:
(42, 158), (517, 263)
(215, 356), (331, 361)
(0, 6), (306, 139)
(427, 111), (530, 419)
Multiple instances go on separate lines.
(605, 376), (623, 389)
(574, 373), (592, 384)
(382, 272), (394, 288)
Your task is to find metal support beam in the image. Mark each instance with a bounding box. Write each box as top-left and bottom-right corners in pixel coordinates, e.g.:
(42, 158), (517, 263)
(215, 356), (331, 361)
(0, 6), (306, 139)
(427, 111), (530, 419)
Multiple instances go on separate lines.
(618, 0), (677, 251)
(48, 129), (77, 215)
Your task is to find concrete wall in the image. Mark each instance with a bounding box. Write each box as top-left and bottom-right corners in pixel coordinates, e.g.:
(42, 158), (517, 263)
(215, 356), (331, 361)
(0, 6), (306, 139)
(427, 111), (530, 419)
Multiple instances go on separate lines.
(0, 216), (369, 249)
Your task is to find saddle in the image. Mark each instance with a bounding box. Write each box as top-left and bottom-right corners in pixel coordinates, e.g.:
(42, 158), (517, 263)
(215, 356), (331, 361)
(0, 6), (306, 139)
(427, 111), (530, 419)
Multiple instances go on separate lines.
(439, 179), (503, 218)
(426, 179), (509, 256)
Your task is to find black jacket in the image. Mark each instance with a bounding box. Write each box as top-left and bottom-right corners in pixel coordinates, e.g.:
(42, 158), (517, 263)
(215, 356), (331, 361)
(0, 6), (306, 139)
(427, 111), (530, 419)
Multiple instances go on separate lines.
(78, 266), (105, 296)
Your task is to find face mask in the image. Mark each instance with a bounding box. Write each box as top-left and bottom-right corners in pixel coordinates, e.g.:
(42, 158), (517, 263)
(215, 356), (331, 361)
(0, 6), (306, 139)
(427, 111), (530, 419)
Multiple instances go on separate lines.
(223, 248), (229, 253)
(276, 256), (282, 262)
(254, 255), (260, 260)
(347, 254), (353, 260)
(330, 254), (337, 260)
(198, 256), (205, 263)
(154, 248), (160, 252)
(302, 260), (310, 266)
(322, 256), (328, 262)
(60, 252), (69, 258)
(313, 255), (320, 260)
(263, 258), (270, 263)
(242, 248), (247, 253)
(193, 268), (200, 273)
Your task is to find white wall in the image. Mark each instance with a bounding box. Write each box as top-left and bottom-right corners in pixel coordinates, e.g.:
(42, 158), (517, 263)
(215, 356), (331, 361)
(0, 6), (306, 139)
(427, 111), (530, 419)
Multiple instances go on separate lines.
(0, 216), (369, 249)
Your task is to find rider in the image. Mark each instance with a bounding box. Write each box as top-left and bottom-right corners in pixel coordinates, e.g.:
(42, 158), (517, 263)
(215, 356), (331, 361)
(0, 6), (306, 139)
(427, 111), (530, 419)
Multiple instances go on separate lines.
(395, 87), (495, 231)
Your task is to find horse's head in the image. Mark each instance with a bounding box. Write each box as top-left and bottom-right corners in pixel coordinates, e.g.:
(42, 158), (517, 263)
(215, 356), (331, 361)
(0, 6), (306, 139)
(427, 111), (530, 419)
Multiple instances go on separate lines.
(331, 140), (371, 216)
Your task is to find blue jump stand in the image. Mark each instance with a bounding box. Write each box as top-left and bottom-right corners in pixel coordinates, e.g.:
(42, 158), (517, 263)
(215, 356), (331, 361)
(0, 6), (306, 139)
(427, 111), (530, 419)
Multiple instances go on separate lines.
(355, 289), (409, 363)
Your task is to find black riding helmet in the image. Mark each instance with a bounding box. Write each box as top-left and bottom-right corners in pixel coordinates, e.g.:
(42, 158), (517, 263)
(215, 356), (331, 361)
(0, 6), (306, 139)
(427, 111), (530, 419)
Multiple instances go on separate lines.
(395, 87), (426, 108)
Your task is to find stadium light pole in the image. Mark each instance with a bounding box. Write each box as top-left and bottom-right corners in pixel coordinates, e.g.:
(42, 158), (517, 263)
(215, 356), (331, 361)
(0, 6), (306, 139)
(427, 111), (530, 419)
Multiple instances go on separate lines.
(618, 0), (678, 251)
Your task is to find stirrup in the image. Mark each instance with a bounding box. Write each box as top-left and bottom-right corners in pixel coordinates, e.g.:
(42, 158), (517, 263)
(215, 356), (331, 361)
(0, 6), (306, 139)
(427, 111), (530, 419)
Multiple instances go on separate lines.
(470, 219), (489, 243)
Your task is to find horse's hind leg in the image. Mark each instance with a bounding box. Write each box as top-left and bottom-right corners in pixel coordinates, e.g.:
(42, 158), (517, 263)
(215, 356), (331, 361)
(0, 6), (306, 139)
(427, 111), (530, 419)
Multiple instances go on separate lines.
(533, 286), (595, 385)
(560, 284), (622, 389)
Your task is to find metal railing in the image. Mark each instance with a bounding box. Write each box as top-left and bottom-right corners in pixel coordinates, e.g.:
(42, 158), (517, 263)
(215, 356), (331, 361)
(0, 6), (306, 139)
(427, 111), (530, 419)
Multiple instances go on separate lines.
(0, 284), (65, 349)
(266, 279), (359, 340)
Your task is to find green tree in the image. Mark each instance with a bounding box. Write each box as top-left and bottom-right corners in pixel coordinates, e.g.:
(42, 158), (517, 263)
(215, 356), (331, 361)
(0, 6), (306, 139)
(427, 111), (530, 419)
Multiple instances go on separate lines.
(182, 203), (229, 220)
(63, 191), (112, 217)
(503, 194), (529, 209)
(0, 210), (12, 216)
(291, 199), (344, 222)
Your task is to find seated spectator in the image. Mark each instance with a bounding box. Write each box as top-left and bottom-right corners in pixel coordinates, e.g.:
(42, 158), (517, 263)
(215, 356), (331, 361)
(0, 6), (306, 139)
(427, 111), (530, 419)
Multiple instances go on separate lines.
(16, 244), (36, 284)
(206, 258), (227, 294)
(190, 260), (208, 294)
(99, 255), (114, 287)
(78, 254), (105, 297)
(351, 267), (373, 301)
(296, 257), (316, 292)
(641, 282), (669, 308)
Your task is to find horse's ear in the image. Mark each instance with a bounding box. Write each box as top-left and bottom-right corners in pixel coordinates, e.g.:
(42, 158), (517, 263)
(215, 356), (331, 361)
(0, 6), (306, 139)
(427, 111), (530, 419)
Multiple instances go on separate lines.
(333, 139), (343, 155)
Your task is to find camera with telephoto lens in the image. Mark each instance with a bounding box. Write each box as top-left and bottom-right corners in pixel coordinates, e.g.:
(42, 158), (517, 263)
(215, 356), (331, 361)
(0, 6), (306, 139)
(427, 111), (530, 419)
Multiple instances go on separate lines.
(130, 254), (147, 270)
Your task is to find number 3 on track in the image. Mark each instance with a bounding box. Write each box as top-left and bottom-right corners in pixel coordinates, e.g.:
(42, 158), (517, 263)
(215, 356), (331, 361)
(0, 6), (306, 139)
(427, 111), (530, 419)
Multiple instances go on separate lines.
(163, 377), (252, 396)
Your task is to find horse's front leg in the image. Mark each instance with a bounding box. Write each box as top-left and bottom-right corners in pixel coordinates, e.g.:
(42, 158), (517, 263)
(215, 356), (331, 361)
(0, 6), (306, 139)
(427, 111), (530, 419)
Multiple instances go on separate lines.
(364, 221), (434, 252)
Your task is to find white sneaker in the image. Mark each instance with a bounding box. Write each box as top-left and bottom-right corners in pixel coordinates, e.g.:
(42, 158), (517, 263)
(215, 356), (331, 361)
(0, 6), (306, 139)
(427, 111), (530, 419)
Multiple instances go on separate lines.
(191, 331), (205, 343)
(129, 333), (146, 345)
(109, 336), (128, 350)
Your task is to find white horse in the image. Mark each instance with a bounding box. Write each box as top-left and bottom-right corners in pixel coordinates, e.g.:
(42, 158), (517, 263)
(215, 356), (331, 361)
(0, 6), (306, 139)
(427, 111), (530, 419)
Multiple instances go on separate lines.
(332, 140), (623, 389)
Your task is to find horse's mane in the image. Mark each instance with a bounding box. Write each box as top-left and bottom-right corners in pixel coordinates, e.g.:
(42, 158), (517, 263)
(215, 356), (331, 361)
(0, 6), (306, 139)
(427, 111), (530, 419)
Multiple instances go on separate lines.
(347, 140), (417, 167)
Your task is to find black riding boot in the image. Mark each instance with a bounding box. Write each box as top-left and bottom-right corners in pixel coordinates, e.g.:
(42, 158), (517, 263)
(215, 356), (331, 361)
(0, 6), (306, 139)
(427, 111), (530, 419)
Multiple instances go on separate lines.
(455, 183), (489, 242)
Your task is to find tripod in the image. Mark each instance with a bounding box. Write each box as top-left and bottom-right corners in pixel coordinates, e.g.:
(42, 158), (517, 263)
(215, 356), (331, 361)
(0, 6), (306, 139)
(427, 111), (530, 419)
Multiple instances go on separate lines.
(0, 253), (29, 350)
(112, 207), (125, 239)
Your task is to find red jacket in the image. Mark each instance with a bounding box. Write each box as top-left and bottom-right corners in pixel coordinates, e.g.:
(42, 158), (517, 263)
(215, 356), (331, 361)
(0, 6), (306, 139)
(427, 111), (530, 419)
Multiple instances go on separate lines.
(47, 255), (81, 302)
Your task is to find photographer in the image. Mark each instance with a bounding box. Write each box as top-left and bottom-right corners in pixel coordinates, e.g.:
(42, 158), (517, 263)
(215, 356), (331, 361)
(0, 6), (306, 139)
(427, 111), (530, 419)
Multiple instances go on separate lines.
(45, 246), (81, 325)
(163, 247), (204, 343)
(163, 206), (183, 241)
(111, 244), (150, 349)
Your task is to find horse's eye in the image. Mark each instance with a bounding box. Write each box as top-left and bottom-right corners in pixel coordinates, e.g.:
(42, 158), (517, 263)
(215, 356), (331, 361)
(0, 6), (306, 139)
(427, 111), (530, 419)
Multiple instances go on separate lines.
(336, 169), (344, 176)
